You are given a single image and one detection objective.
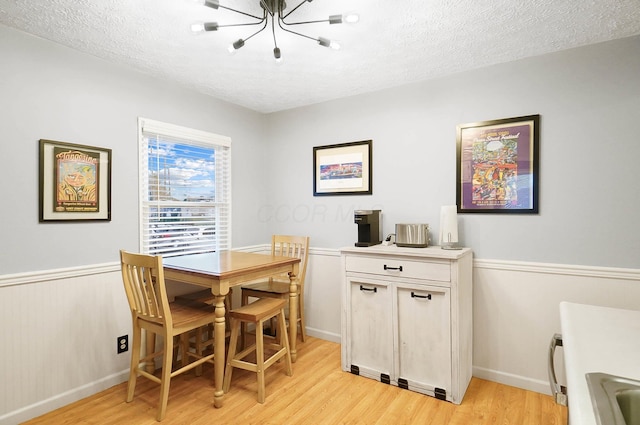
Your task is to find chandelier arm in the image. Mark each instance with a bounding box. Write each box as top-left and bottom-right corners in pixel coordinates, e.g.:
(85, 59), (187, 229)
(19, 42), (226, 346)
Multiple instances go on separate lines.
(271, 10), (278, 47)
(280, 0), (310, 20)
(280, 18), (331, 25)
(222, 8), (267, 34)
(216, 20), (267, 29)
(217, 4), (264, 21)
(277, 17), (318, 43)
(259, 0), (275, 17)
(241, 19), (269, 43)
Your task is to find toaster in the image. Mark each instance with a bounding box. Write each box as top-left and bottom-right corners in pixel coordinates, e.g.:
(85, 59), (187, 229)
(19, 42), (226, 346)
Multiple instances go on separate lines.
(395, 223), (430, 248)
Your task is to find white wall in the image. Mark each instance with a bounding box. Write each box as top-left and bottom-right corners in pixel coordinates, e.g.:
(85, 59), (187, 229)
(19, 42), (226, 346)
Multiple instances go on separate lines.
(260, 33), (640, 397)
(0, 25), (270, 275)
(264, 35), (640, 269)
(1, 21), (640, 424)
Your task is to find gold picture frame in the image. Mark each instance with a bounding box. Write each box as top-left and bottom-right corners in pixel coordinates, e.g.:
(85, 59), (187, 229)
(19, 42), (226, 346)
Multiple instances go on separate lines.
(39, 139), (112, 222)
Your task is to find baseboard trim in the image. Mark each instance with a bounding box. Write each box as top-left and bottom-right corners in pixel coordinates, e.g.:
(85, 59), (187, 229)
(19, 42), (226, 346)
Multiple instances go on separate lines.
(0, 370), (129, 425)
(472, 366), (551, 395)
(306, 327), (341, 344)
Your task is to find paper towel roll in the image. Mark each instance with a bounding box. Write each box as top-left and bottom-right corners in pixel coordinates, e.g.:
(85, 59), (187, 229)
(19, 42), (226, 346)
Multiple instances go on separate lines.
(439, 205), (459, 249)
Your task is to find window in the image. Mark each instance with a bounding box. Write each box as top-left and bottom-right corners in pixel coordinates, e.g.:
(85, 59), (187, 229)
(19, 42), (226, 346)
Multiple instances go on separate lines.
(138, 118), (231, 256)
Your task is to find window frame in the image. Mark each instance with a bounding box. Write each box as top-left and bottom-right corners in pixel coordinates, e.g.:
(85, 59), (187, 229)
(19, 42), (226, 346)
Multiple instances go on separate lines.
(137, 117), (232, 256)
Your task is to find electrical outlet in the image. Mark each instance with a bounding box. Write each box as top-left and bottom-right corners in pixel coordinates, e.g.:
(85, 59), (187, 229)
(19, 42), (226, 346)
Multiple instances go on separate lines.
(117, 335), (128, 354)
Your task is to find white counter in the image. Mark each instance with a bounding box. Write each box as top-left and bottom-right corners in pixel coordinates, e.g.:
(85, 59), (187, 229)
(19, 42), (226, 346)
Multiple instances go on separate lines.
(560, 302), (640, 425)
(340, 244), (471, 260)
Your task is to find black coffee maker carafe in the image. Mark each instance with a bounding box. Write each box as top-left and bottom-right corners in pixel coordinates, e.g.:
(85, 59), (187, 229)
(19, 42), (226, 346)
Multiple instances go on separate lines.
(354, 210), (381, 247)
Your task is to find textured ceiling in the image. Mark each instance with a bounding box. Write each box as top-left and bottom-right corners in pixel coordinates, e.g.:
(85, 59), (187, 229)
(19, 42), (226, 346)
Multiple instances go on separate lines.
(1, 0), (639, 113)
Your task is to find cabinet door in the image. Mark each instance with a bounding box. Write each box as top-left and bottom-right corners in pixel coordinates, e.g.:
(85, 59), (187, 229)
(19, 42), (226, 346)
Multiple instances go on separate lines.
(347, 276), (393, 381)
(395, 284), (452, 399)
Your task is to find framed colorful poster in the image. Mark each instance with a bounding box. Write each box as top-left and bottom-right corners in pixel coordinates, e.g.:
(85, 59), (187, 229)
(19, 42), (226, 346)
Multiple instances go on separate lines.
(39, 139), (112, 222)
(456, 115), (539, 214)
(313, 140), (372, 196)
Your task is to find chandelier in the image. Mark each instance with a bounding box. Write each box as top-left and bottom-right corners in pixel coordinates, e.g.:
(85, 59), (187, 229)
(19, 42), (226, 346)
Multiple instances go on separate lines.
(191, 0), (359, 62)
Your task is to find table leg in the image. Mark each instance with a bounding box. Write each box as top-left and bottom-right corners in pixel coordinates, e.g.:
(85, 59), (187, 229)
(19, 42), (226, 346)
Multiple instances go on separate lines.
(289, 274), (298, 363)
(213, 293), (226, 408)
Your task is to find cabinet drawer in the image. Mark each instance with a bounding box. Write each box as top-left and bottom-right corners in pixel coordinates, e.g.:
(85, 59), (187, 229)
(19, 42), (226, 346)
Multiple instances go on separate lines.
(345, 255), (451, 282)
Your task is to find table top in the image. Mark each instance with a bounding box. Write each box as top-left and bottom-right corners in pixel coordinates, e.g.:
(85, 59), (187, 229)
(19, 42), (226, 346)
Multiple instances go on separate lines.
(162, 251), (300, 280)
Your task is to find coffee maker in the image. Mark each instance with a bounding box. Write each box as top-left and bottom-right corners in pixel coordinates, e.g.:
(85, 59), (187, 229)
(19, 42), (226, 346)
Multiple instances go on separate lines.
(354, 210), (382, 247)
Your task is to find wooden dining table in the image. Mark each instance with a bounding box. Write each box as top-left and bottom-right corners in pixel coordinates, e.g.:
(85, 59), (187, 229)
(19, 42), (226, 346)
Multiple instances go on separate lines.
(162, 251), (301, 408)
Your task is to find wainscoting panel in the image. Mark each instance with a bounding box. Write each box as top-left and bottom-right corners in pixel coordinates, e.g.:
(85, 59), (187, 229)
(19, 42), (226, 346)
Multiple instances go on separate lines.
(472, 259), (640, 394)
(1, 250), (638, 423)
(0, 265), (130, 425)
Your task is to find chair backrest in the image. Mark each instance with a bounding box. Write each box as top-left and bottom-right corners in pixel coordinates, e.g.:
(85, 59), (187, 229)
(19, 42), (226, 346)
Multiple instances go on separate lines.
(120, 250), (172, 327)
(270, 235), (310, 288)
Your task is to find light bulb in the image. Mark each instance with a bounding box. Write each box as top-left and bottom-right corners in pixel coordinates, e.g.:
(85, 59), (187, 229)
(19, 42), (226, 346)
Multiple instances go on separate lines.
(228, 39), (244, 53)
(329, 12), (359, 25)
(192, 0), (219, 8)
(273, 47), (282, 62)
(318, 37), (340, 50)
(202, 0), (220, 9)
(343, 13), (359, 24)
(191, 23), (205, 33)
(191, 22), (218, 33)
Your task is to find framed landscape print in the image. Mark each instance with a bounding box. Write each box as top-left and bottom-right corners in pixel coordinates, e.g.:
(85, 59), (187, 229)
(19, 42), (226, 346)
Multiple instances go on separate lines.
(39, 139), (112, 222)
(456, 115), (539, 214)
(313, 140), (372, 196)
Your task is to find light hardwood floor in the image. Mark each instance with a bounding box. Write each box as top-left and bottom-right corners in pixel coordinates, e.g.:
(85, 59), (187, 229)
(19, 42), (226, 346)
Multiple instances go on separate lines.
(24, 337), (567, 424)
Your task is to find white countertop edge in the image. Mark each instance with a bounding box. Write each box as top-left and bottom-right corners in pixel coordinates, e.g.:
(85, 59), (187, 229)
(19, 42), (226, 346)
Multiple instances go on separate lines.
(559, 302), (640, 425)
(340, 244), (472, 259)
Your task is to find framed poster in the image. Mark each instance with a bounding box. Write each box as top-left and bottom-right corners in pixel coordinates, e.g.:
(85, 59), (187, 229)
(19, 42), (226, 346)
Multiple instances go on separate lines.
(313, 140), (372, 196)
(39, 139), (112, 222)
(456, 115), (539, 214)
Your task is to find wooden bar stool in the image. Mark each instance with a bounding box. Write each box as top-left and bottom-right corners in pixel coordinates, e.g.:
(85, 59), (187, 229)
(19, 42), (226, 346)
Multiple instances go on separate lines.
(173, 290), (233, 375)
(223, 298), (293, 403)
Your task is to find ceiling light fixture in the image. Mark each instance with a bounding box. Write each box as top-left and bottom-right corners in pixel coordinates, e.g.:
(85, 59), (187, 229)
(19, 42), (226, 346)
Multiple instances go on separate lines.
(191, 0), (359, 62)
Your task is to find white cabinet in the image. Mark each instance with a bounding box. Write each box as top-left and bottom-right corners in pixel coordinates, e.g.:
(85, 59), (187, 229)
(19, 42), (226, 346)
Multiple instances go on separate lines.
(341, 245), (473, 404)
(348, 278), (393, 381)
(396, 282), (451, 396)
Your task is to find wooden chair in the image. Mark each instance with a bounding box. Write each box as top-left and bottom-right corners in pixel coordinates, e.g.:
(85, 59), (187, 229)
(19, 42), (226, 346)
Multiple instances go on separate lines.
(223, 298), (292, 403)
(119, 250), (217, 421)
(241, 235), (310, 341)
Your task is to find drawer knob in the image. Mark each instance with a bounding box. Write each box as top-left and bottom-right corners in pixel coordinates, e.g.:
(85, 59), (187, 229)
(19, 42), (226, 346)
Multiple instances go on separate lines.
(383, 264), (403, 272)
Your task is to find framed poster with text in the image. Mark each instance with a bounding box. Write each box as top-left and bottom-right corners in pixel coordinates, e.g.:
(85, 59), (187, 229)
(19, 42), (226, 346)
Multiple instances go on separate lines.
(39, 139), (112, 222)
(456, 115), (539, 214)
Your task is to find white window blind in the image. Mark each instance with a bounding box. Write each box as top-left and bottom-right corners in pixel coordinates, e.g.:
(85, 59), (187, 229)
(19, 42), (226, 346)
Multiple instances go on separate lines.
(138, 118), (231, 257)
